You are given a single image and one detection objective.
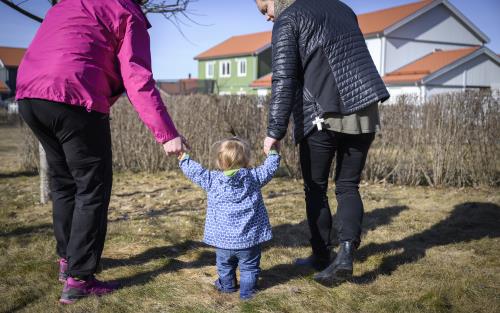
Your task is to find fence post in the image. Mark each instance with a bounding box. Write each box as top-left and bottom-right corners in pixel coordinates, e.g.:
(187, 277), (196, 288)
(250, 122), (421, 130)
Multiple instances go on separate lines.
(39, 142), (50, 204)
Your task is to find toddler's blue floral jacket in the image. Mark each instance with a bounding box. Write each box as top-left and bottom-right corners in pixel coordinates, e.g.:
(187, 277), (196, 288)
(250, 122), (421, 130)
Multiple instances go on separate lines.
(179, 152), (281, 249)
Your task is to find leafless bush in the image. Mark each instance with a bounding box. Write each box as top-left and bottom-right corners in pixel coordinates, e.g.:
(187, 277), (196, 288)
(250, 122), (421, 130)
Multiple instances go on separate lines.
(110, 95), (288, 172)
(0, 108), (23, 126)
(18, 91), (499, 187)
(365, 92), (499, 186)
(0, 108), (7, 124)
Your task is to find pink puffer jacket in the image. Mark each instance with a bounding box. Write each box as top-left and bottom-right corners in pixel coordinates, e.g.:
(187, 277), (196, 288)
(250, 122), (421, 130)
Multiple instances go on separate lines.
(16, 0), (178, 143)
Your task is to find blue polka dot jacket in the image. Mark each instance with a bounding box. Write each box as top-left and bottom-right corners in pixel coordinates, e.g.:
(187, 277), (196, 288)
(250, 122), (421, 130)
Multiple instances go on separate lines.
(179, 152), (281, 249)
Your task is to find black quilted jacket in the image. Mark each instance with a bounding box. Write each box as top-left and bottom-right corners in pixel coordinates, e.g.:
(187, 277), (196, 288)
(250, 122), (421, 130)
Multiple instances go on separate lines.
(268, 0), (390, 142)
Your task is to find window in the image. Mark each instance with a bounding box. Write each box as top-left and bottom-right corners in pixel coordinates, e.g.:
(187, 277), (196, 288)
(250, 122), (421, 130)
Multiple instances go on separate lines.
(220, 60), (231, 78)
(206, 62), (215, 78)
(237, 59), (247, 77)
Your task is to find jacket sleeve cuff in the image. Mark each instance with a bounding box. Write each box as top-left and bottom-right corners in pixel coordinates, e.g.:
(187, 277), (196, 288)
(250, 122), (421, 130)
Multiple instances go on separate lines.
(156, 129), (180, 144)
(267, 129), (285, 141)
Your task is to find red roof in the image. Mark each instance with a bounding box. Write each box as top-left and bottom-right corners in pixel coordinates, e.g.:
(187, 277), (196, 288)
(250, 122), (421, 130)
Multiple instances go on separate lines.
(195, 1), (437, 60)
(252, 48), (481, 88)
(158, 79), (196, 95)
(250, 73), (272, 88)
(195, 31), (272, 60)
(383, 47), (480, 84)
(0, 46), (26, 67)
(358, 0), (433, 36)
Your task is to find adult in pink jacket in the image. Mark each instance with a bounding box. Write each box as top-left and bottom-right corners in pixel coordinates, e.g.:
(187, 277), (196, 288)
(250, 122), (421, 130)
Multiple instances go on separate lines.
(16, 0), (185, 304)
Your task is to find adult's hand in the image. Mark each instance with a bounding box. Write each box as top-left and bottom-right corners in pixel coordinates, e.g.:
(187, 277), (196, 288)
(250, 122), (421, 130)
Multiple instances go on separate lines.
(263, 136), (280, 155)
(163, 136), (190, 157)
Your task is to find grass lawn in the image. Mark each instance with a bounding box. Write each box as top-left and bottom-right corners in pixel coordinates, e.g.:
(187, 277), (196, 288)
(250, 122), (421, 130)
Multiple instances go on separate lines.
(0, 123), (499, 313)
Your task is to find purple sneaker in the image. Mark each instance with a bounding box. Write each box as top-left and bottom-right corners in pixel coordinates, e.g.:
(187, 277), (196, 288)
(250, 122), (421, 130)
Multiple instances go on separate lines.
(59, 276), (119, 304)
(58, 259), (68, 283)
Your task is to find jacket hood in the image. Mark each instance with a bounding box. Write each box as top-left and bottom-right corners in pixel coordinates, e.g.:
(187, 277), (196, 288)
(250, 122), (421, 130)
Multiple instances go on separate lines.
(215, 169), (252, 203)
(218, 169), (245, 186)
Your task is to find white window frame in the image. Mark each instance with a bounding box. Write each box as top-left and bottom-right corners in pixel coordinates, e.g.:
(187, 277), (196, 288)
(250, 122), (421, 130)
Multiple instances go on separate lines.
(205, 62), (215, 79)
(236, 59), (247, 77)
(219, 60), (231, 78)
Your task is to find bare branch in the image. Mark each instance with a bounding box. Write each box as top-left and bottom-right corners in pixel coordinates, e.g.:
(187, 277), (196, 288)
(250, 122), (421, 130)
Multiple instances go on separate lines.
(0, 0), (43, 23)
(3, 0), (200, 35)
(142, 0), (192, 15)
(142, 0), (204, 40)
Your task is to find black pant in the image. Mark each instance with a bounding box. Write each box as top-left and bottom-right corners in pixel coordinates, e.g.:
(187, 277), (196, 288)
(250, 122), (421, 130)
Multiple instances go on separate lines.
(300, 129), (374, 256)
(19, 99), (112, 277)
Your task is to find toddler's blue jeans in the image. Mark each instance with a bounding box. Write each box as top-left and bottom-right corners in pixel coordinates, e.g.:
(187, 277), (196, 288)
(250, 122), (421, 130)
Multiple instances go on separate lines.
(215, 245), (261, 299)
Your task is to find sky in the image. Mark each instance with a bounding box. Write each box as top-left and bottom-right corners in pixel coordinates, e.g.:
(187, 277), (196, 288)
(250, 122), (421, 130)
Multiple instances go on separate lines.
(1, 0), (499, 79)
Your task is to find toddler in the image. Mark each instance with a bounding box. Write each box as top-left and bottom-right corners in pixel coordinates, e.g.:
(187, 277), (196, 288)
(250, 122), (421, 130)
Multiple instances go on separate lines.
(179, 137), (280, 299)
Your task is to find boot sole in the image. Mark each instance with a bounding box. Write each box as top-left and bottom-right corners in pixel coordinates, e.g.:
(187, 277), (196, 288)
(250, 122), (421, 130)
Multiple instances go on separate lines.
(59, 290), (116, 304)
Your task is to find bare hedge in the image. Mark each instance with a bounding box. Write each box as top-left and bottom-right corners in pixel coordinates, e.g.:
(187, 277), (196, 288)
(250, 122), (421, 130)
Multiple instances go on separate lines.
(19, 91), (499, 187)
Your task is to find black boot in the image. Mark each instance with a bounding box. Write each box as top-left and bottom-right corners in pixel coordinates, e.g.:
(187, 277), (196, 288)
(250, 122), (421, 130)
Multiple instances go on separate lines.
(294, 240), (331, 271)
(294, 253), (330, 271)
(313, 241), (355, 286)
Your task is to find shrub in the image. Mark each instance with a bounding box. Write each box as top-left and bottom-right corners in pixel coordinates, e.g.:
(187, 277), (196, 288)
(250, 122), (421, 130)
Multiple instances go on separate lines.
(19, 91), (499, 187)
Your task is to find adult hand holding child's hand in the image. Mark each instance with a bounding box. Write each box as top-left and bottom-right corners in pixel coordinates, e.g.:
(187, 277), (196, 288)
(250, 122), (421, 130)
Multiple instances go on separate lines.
(163, 136), (190, 157)
(263, 136), (280, 155)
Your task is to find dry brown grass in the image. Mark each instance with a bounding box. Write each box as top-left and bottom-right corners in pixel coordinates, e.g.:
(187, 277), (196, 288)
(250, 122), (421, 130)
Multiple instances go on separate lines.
(1, 124), (499, 313)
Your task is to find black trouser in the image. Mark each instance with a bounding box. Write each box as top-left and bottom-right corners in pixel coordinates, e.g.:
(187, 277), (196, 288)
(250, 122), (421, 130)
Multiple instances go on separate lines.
(19, 99), (112, 277)
(299, 129), (374, 256)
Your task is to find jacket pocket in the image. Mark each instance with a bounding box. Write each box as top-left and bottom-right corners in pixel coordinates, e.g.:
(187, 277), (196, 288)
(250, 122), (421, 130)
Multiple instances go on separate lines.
(303, 47), (341, 114)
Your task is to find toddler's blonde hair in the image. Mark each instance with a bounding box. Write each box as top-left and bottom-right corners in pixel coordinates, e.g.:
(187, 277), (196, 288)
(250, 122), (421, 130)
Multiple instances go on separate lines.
(214, 137), (251, 171)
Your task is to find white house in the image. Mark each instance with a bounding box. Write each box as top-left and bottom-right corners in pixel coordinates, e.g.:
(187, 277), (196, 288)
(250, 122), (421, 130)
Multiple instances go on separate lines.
(362, 0), (500, 101)
(245, 0), (500, 101)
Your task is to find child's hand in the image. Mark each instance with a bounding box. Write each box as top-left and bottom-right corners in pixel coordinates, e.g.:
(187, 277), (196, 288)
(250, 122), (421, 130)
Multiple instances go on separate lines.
(272, 143), (280, 153)
(268, 142), (280, 155)
(178, 152), (189, 161)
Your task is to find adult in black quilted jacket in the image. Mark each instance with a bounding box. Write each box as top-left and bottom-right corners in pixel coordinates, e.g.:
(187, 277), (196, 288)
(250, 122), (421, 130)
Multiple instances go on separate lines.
(256, 0), (390, 286)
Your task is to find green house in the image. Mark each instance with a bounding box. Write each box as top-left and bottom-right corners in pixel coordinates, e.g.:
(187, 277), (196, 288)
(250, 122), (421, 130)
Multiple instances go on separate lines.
(194, 31), (273, 96)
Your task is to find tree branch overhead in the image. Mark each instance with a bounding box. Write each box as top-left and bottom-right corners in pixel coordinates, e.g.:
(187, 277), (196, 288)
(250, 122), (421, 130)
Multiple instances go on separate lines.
(1, 0), (194, 24)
